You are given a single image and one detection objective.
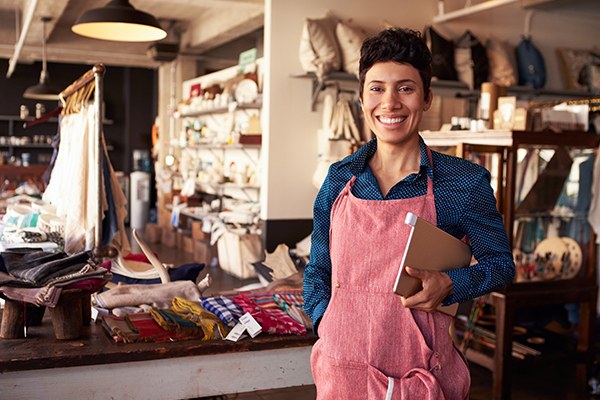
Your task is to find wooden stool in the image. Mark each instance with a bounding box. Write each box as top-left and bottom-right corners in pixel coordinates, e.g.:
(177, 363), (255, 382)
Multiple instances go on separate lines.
(0, 300), (46, 339)
(1, 289), (93, 340)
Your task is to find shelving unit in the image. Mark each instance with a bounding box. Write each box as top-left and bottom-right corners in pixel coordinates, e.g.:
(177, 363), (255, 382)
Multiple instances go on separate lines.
(422, 129), (600, 400)
(291, 71), (594, 111)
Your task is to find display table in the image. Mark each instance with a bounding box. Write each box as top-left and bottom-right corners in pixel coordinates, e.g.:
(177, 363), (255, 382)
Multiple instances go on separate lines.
(0, 310), (316, 399)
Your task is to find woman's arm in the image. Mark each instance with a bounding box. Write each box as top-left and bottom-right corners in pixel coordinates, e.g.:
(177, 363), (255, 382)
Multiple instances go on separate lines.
(302, 173), (335, 337)
(443, 172), (516, 305)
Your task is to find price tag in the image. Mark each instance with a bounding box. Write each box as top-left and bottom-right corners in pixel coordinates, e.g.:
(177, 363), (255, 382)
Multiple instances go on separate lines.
(225, 322), (247, 342)
(240, 312), (262, 338)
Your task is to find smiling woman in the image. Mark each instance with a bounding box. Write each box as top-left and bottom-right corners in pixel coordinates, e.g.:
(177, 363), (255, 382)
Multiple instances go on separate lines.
(303, 27), (515, 400)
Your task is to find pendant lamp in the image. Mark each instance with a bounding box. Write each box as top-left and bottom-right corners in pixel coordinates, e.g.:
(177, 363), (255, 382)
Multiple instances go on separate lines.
(72, 0), (167, 42)
(23, 17), (60, 100)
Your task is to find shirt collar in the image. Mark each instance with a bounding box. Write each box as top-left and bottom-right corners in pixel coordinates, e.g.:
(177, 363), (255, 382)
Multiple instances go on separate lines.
(349, 136), (432, 178)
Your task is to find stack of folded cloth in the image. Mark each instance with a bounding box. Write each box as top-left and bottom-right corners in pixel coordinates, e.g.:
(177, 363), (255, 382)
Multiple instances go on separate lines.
(0, 248), (111, 307)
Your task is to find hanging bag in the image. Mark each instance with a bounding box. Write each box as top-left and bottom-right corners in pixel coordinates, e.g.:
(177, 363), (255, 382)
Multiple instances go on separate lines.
(516, 36), (546, 89)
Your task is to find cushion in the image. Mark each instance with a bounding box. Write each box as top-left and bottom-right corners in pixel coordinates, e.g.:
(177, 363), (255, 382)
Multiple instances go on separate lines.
(423, 25), (458, 81)
(557, 47), (600, 91)
(486, 36), (517, 87)
(589, 63), (600, 94)
(455, 30), (489, 90)
(335, 21), (368, 77)
(298, 13), (341, 79)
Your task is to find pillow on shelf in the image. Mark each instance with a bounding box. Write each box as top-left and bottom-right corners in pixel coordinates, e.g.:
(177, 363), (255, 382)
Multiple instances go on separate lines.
(557, 47), (600, 91)
(486, 36), (517, 88)
(335, 21), (368, 78)
(455, 30), (489, 90)
(298, 13), (341, 80)
(423, 25), (458, 82)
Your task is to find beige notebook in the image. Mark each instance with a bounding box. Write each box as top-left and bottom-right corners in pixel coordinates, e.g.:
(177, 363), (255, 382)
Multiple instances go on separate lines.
(393, 213), (471, 316)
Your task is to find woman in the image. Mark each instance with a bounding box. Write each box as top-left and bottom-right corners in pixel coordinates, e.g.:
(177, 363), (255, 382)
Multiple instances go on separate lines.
(303, 27), (515, 399)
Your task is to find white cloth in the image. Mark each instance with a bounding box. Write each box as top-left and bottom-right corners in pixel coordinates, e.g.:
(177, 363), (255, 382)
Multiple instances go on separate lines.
(43, 103), (130, 255)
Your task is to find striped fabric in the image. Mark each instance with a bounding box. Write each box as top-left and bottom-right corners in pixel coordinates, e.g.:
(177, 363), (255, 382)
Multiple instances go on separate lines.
(200, 295), (244, 328)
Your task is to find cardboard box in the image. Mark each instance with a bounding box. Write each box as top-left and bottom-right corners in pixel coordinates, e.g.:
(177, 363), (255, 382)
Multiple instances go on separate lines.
(193, 239), (218, 266)
(191, 220), (211, 241)
(144, 223), (163, 243)
(176, 229), (191, 249)
(182, 236), (194, 253)
(161, 228), (177, 248)
(158, 206), (172, 228)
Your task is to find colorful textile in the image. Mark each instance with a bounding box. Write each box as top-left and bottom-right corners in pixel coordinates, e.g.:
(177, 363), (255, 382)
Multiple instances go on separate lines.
(102, 315), (138, 343)
(172, 297), (228, 340)
(200, 295), (244, 328)
(232, 294), (306, 336)
(149, 308), (205, 338)
(272, 291), (304, 307)
(126, 313), (190, 342)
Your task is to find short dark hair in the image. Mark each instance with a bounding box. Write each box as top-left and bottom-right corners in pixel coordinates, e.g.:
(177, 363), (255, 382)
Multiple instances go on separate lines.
(358, 27), (432, 101)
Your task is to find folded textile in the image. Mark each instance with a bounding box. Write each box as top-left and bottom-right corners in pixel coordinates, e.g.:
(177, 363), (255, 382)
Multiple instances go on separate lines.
(2, 248), (91, 285)
(92, 280), (201, 309)
(102, 315), (139, 343)
(272, 291), (312, 329)
(126, 313), (191, 342)
(232, 294), (306, 336)
(149, 308), (205, 338)
(2, 230), (64, 248)
(0, 285), (62, 307)
(199, 295), (244, 328)
(171, 297), (228, 339)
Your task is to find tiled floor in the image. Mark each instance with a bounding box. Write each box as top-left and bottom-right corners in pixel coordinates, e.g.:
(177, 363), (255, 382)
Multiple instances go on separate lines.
(132, 228), (598, 400)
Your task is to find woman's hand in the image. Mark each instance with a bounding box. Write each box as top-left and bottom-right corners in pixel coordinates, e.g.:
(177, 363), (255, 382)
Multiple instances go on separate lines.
(400, 266), (454, 313)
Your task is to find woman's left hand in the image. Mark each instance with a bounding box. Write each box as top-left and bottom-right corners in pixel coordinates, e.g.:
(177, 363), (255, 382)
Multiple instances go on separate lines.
(400, 266), (454, 313)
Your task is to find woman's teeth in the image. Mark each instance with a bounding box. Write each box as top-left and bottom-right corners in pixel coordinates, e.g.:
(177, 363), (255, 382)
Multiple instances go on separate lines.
(379, 116), (406, 124)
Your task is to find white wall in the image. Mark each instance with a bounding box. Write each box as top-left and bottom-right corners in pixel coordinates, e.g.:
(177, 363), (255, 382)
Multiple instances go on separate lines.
(263, 0), (600, 221)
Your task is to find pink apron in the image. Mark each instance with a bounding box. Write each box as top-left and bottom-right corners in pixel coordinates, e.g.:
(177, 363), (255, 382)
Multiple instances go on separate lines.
(311, 147), (470, 400)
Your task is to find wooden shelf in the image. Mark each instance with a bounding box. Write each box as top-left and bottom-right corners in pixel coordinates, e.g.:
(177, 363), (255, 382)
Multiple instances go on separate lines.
(178, 103), (261, 118)
(430, 129), (599, 400)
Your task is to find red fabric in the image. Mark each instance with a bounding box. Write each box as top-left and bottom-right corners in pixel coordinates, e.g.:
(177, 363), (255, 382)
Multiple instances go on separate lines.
(311, 147), (470, 399)
(232, 294), (306, 335)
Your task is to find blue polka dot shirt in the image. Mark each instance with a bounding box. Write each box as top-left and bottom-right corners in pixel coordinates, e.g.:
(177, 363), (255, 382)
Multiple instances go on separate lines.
(303, 136), (515, 335)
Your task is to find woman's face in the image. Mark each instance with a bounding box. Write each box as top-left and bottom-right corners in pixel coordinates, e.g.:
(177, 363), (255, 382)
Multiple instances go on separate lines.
(361, 61), (432, 147)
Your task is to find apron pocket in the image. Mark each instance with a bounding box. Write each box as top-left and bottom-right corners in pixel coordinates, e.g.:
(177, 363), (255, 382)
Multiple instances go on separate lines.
(367, 365), (447, 400)
(312, 347), (367, 400)
(318, 287), (369, 363)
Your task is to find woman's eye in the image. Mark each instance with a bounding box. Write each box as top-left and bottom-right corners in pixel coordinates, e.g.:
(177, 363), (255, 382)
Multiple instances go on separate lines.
(399, 86), (413, 92)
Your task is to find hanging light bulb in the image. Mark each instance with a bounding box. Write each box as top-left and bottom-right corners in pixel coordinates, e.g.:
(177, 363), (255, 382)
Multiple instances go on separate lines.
(23, 17), (60, 100)
(72, 0), (167, 42)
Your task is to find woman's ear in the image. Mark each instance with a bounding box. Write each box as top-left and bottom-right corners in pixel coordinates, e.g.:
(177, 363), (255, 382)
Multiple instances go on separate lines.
(423, 88), (433, 111)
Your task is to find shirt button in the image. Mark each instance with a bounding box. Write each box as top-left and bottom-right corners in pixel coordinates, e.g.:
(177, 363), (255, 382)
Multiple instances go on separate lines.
(435, 353), (440, 358)
(435, 366), (440, 371)
(335, 284), (340, 288)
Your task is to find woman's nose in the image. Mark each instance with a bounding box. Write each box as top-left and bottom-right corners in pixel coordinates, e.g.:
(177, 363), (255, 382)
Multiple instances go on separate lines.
(381, 90), (400, 110)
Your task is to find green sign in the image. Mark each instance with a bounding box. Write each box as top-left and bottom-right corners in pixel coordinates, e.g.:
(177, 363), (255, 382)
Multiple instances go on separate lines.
(238, 48), (258, 73)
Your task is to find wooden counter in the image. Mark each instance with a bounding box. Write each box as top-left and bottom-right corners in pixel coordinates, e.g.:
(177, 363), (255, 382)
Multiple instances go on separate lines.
(0, 310), (317, 399)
